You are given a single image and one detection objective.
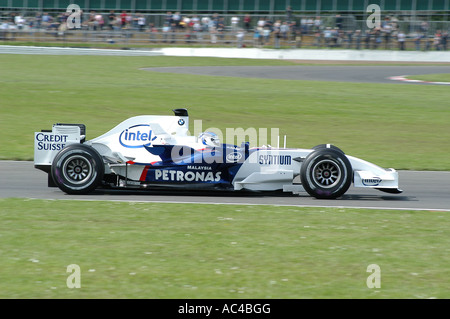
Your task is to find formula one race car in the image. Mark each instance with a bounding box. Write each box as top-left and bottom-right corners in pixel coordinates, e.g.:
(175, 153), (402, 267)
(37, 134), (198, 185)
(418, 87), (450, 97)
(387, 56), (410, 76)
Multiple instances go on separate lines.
(34, 109), (402, 199)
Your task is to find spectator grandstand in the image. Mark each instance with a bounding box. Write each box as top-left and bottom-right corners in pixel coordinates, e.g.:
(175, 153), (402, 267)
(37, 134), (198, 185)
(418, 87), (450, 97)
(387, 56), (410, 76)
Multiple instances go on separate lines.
(0, 0), (448, 14)
(0, 0), (449, 50)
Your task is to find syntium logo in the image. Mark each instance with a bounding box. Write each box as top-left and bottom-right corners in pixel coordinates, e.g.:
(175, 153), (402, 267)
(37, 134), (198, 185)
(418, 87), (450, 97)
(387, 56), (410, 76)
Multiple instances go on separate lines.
(119, 124), (157, 148)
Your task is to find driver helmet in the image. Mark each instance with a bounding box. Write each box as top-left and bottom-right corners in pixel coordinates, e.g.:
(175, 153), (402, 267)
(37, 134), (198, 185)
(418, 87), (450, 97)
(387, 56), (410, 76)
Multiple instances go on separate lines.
(198, 132), (220, 147)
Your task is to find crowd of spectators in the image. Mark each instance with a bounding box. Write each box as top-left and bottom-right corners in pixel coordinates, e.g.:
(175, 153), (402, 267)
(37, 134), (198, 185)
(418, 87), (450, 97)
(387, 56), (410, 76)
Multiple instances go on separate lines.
(0, 9), (448, 51)
(312, 16), (448, 51)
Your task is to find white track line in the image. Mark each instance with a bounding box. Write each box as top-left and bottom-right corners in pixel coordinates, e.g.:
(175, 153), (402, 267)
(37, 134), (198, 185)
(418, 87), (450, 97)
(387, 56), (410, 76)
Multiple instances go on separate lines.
(25, 197), (450, 212)
(388, 75), (450, 85)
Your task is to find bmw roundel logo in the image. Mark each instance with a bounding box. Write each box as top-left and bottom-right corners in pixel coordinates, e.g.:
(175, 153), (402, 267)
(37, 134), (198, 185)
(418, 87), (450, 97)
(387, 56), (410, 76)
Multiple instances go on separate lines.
(178, 119), (185, 126)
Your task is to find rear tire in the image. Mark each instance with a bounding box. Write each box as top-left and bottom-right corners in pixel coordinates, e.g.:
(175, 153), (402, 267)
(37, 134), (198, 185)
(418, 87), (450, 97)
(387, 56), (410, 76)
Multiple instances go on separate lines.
(300, 148), (352, 199)
(51, 144), (104, 194)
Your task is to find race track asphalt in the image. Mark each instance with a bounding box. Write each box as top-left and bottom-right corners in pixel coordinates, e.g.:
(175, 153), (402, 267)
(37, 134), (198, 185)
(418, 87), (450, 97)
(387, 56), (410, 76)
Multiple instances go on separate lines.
(142, 65), (450, 84)
(1, 161), (449, 211)
(2, 49), (448, 210)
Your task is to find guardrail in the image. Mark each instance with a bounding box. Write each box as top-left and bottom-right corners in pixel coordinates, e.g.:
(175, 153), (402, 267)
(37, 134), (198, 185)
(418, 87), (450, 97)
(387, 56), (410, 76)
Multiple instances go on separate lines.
(0, 28), (295, 48)
(0, 28), (448, 52)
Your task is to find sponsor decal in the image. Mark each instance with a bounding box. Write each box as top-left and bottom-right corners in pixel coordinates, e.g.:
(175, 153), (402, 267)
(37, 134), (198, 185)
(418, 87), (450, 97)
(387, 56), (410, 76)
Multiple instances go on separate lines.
(187, 165), (212, 170)
(154, 169), (222, 182)
(226, 152), (243, 163)
(178, 119), (185, 126)
(362, 177), (382, 186)
(119, 124), (157, 148)
(35, 133), (68, 151)
(259, 155), (292, 165)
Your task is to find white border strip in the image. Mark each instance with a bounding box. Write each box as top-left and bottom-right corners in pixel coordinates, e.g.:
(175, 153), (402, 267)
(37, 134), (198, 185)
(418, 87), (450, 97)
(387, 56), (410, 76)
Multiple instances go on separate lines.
(389, 75), (450, 85)
(2, 45), (450, 62)
(25, 197), (450, 212)
(0, 45), (163, 56)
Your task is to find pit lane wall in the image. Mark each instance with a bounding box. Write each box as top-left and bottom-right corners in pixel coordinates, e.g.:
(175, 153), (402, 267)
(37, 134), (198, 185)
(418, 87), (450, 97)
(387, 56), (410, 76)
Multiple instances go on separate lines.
(158, 47), (450, 62)
(1, 45), (449, 62)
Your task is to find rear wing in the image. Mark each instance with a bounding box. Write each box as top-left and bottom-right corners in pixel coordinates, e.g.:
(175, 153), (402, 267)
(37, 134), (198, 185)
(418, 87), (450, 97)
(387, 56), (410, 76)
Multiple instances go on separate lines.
(34, 124), (85, 170)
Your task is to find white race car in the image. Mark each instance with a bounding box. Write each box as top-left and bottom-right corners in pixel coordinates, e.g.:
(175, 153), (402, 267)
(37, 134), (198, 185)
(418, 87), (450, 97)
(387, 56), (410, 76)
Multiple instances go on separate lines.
(34, 109), (402, 199)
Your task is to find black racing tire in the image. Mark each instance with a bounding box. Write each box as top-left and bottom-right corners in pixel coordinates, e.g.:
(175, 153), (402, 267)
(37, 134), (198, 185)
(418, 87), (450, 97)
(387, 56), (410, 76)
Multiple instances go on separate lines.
(300, 148), (352, 199)
(51, 144), (104, 195)
(312, 144), (345, 154)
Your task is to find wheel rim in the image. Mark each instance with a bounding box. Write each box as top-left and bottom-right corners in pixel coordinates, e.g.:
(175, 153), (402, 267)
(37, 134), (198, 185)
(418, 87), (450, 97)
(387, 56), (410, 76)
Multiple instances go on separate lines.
(312, 159), (341, 188)
(63, 155), (93, 184)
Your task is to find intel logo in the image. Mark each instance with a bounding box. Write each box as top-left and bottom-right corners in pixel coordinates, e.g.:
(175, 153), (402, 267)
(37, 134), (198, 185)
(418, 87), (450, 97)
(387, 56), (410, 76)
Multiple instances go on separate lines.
(362, 177), (382, 186)
(226, 152), (243, 163)
(119, 124), (156, 148)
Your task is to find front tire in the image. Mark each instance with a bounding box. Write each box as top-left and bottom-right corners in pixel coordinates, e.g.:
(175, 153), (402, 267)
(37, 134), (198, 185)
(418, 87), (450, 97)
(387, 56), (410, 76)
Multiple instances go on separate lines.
(51, 144), (104, 194)
(300, 148), (352, 199)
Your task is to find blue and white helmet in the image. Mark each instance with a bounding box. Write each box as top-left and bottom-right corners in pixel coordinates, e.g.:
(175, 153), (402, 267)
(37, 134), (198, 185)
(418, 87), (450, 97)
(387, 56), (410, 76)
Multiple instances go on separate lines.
(198, 132), (220, 147)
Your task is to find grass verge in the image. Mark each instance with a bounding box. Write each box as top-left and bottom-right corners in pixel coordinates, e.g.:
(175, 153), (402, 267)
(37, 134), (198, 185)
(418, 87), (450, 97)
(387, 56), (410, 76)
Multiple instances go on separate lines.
(0, 198), (448, 298)
(0, 55), (449, 170)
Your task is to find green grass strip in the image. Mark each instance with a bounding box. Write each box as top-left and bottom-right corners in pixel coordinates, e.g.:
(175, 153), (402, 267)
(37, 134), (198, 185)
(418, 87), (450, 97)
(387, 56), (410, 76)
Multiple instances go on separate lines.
(0, 198), (448, 298)
(0, 55), (449, 170)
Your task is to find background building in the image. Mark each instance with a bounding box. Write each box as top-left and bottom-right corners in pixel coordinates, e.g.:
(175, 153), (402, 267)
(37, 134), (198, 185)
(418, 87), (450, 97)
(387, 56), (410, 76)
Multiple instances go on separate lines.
(0, 0), (448, 14)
